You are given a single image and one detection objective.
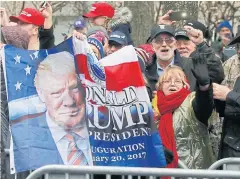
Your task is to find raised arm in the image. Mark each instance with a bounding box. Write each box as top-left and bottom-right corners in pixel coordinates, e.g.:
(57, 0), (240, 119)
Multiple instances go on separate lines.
(191, 53), (214, 126)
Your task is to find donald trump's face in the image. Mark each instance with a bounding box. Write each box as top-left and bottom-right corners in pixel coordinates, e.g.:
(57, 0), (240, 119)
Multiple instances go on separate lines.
(35, 51), (85, 130)
(38, 72), (85, 130)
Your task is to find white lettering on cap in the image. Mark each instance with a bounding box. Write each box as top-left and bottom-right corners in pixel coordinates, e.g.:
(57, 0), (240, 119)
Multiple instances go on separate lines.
(159, 25), (165, 29)
(177, 31), (186, 35)
(75, 21), (82, 25)
(21, 11), (32, 17)
(90, 7), (96, 12)
(187, 23), (193, 26)
(110, 34), (126, 39)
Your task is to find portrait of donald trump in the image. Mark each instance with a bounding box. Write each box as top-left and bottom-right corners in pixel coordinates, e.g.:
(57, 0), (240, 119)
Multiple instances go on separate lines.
(11, 51), (92, 172)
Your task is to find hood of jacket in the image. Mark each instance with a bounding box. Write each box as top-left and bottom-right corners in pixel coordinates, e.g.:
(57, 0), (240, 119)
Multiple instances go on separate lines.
(108, 7), (133, 30)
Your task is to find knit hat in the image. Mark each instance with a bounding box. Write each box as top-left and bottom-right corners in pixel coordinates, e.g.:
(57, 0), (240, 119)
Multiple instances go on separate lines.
(217, 21), (233, 33)
(1, 26), (30, 49)
(87, 26), (109, 39)
(137, 44), (154, 66)
(107, 7), (133, 30)
(88, 31), (105, 59)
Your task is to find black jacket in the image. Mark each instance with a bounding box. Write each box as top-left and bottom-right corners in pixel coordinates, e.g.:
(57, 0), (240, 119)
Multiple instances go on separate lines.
(193, 83), (214, 126)
(112, 23), (134, 46)
(39, 26), (55, 49)
(218, 78), (240, 159)
(145, 42), (224, 93)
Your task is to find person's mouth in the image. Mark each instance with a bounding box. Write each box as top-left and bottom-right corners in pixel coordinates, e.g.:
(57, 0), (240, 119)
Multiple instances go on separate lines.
(160, 49), (169, 55)
(179, 50), (188, 54)
(59, 109), (80, 116)
(169, 87), (177, 92)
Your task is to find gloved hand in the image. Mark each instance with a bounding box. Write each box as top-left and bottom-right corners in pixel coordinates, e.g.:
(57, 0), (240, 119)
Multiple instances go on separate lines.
(191, 53), (210, 86)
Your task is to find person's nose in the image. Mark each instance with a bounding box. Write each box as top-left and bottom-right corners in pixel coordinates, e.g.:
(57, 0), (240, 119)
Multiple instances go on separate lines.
(161, 40), (167, 47)
(63, 90), (75, 107)
(179, 43), (185, 49)
(110, 46), (117, 53)
(170, 80), (176, 85)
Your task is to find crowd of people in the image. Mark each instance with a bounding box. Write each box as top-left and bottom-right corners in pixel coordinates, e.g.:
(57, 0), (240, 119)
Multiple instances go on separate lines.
(0, 2), (240, 178)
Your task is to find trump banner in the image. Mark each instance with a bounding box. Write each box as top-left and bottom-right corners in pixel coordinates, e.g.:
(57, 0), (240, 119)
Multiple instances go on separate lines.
(1, 37), (166, 174)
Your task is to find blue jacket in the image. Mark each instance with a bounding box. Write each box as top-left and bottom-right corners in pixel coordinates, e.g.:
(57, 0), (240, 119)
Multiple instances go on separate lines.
(11, 113), (63, 173)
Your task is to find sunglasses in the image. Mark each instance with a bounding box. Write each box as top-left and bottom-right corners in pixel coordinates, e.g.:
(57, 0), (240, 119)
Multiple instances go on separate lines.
(152, 37), (175, 46)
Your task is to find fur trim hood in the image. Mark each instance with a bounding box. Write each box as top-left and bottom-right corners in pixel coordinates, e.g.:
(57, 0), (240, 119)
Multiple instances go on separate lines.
(108, 7), (133, 30)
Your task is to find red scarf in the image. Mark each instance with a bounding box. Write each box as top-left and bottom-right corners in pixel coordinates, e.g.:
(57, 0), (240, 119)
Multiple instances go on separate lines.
(157, 88), (190, 168)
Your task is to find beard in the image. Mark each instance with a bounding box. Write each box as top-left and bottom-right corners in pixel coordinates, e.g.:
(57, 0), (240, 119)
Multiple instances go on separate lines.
(157, 48), (175, 61)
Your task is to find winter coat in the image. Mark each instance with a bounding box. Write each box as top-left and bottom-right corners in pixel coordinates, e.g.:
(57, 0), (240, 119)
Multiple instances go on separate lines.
(221, 54), (240, 89)
(108, 7), (134, 45)
(218, 77), (240, 159)
(145, 42), (224, 93)
(212, 39), (236, 63)
(173, 86), (216, 169)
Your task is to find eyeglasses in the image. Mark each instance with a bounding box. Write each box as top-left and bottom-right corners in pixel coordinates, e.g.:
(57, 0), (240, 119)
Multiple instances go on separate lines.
(162, 80), (183, 86)
(152, 37), (175, 46)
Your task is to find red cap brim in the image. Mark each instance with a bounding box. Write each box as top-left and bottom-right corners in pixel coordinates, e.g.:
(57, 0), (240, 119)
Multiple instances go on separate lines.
(9, 15), (33, 25)
(83, 12), (99, 18)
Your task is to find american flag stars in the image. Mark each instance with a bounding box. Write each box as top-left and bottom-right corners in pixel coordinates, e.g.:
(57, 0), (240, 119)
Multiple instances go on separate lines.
(24, 65), (32, 76)
(15, 81), (22, 91)
(30, 51), (39, 60)
(14, 54), (21, 64)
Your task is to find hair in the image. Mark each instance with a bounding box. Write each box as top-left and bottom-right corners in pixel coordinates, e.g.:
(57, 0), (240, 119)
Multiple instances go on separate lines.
(34, 51), (76, 88)
(155, 65), (190, 90)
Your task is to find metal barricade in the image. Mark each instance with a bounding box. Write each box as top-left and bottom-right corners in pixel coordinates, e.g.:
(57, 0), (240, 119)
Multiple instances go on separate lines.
(208, 158), (240, 171)
(26, 165), (240, 179)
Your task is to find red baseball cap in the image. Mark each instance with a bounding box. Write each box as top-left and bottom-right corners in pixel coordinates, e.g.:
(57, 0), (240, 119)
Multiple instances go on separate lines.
(9, 8), (45, 27)
(83, 2), (115, 19)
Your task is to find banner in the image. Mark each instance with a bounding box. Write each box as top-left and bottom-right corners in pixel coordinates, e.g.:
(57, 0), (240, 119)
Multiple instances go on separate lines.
(1, 37), (166, 174)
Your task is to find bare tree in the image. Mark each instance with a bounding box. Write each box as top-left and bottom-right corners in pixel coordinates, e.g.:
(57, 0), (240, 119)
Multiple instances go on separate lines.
(154, 1), (163, 23)
(124, 1), (155, 46)
(1, 1), (26, 16)
(199, 1), (240, 32)
(31, 1), (68, 13)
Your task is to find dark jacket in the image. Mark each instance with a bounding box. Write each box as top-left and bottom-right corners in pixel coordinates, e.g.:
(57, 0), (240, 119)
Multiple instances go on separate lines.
(185, 42), (225, 91)
(39, 26), (55, 49)
(112, 23), (134, 46)
(145, 42), (224, 93)
(108, 7), (134, 46)
(218, 78), (240, 159)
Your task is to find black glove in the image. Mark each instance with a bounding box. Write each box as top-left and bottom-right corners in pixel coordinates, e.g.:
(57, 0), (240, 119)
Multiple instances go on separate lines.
(191, 53), (210, 86)
(163, 146), (174, 164)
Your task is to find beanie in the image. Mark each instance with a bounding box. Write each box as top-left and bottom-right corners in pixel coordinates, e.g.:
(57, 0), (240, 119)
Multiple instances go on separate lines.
(217, 21), (233, 34)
